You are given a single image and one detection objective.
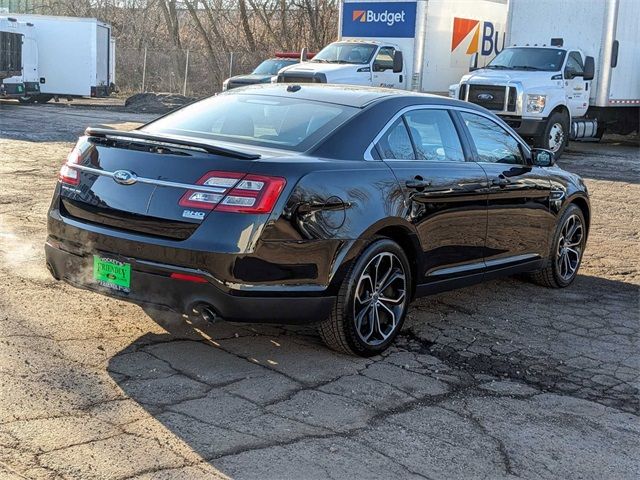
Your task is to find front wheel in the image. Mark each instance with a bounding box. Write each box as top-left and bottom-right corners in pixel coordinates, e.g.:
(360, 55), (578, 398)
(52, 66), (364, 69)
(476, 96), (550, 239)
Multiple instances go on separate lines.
(318, 238), (411, 356)
(530, 204), (586, 288)
(534, 111), (569, 158)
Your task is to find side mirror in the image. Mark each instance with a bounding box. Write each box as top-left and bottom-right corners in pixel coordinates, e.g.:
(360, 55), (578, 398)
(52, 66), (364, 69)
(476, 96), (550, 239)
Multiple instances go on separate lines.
(469, 52), (479, 71)
(532, 148), (555, 167)
(393, 51), (403, 73)
(584, 56), (595, 80)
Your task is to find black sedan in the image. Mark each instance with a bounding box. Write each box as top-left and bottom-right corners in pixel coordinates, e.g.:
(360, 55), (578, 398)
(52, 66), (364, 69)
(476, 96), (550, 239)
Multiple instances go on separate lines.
(46, 84), (590, 356)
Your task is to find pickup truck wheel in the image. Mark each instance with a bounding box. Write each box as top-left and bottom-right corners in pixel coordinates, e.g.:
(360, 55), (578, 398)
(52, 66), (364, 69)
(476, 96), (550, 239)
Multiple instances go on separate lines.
(535, 112), (569, 157)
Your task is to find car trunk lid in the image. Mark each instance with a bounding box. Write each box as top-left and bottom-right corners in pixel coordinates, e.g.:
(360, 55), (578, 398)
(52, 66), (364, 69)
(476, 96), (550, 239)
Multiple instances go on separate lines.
(58, 129), (262, 240)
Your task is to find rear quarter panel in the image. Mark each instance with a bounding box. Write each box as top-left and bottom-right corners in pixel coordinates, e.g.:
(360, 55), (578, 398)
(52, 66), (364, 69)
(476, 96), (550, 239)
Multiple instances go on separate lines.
(256, 161), (409, 293)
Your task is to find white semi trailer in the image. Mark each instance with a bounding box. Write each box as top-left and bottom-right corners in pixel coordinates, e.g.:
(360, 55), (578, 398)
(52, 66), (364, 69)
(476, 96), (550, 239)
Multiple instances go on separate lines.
(277, 0), (508, 95)
(11, 14), (115, 103)
(450, 0), (639, 156)
(1, 16), (39, 99)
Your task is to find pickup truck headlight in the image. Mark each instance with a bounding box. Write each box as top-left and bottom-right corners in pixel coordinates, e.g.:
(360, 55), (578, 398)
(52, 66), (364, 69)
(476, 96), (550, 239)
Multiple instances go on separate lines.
(222, 79), (229, 91)
(526, 94), (546, 113)
(448, 87), (457, 99)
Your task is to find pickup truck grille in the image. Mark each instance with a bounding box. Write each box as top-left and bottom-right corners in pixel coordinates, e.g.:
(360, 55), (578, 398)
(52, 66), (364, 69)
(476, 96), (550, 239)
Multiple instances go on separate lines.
(465, 85), (518, 113)
(468, 85), (506, 111)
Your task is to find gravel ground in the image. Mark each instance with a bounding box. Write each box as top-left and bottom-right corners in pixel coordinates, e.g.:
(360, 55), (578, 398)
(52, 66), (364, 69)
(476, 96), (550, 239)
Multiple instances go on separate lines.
(0, 102), (638, 479)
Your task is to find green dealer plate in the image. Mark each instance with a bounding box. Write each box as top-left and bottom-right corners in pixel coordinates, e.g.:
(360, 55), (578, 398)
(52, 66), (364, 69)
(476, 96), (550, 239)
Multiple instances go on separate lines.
(93, 255), (131, 292)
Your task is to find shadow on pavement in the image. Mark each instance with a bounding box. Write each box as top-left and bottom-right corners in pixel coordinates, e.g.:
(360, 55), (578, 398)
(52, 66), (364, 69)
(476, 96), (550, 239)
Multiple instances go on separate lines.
(106, 273), (639, 477)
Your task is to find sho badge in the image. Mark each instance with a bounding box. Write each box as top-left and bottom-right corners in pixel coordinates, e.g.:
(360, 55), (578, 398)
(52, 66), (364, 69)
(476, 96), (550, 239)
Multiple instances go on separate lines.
(182, 210), (205, 220)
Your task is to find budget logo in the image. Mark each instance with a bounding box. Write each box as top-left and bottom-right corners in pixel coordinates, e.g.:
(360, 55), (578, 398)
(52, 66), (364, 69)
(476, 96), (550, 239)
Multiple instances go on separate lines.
(342, 2), (416, 38)
(351, 9), (406, 26)
(451, 17), (504, 56)
(352, 10), (366, 22)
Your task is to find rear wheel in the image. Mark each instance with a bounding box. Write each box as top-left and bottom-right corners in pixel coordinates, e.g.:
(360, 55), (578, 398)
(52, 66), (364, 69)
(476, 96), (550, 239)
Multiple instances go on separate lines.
(530, 204), (586, 288)
(17, 94), (53, 104)
(17, 96), (37, 104)
(318, 238), (411, 356)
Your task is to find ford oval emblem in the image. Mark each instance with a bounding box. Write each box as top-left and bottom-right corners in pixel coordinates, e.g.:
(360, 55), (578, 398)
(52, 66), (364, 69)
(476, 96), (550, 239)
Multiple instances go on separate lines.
(112, 170), (137, 185)
(477, 93), (494, 101)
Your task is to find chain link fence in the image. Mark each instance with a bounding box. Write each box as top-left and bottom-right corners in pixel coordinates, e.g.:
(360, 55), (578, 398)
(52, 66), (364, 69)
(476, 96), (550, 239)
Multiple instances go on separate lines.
(116, 47), (271, 98)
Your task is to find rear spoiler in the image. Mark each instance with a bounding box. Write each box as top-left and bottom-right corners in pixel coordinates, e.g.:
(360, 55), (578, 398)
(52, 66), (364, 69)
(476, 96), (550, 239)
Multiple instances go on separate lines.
(85, 127), (261, 160)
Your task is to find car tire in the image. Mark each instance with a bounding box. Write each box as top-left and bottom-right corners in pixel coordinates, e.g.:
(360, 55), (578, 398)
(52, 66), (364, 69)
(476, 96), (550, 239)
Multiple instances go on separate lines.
(318, 238), (412, 356)
(535, 111), (569, 158)
(529, 204), (586, 288)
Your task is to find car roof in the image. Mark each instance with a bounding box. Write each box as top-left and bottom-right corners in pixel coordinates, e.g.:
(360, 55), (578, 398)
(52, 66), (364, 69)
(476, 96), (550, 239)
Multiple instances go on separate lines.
(223, 83), (465, 109)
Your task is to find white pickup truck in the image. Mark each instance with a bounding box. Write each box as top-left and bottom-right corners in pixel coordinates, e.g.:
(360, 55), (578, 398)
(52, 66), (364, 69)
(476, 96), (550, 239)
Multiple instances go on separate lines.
(449, 0), (639, 157)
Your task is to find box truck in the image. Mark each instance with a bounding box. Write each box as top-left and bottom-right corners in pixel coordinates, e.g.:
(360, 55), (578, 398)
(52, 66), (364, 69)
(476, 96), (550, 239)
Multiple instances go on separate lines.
(277, 0), (508, 95)
(10, 14), (115, 103)
(1, 16), (39, 99)
(1, 16), (24, 86)
(449, 0), (639, 156)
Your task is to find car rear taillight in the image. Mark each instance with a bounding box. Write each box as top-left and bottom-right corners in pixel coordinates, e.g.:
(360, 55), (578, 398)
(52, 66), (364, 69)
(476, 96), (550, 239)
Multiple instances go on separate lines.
(179, 171), (286, 214)
(59, 147), (81, 185)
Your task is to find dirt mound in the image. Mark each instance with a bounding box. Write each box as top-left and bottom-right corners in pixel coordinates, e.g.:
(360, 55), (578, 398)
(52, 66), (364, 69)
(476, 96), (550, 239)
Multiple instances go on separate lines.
(124, 92), (196, 113)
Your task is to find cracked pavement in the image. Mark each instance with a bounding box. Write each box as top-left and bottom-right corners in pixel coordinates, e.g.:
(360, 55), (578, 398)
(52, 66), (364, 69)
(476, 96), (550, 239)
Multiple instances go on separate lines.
(0, 102), (638, 479)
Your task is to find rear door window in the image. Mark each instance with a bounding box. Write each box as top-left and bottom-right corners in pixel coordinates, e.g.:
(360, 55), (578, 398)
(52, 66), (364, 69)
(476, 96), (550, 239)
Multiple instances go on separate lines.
(404, 110), (465, 162)
(375, 117), (415, 160)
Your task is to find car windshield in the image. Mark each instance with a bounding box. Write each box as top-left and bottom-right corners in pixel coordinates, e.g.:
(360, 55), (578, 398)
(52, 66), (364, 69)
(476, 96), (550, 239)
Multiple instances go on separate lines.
(252, 59), (297, 75)
(311, 42), (376, 65)
(142, 93), (358, 151)
(486, 47), (566, 72)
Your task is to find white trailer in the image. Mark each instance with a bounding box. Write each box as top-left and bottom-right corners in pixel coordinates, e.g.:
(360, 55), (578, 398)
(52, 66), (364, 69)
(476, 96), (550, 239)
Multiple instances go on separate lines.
(278, 0), (508, 94)
(1, 16), (39, 99)
(0, 16), (23, 82)
(10, 14), (115, 102)
(450, 0), (639, 155)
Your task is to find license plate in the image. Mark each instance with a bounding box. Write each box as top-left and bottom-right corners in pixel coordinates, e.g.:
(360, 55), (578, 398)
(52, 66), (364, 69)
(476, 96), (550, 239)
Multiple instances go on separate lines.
(93, 255), (131, 293)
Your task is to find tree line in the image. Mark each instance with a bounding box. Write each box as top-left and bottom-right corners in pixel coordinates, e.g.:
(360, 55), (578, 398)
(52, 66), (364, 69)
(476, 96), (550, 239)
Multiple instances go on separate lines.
(10, 1), (339, 94)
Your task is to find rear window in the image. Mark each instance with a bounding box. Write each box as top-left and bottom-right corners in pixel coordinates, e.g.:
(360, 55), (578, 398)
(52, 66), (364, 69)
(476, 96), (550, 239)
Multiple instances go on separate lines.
(142, 93), (357, 151)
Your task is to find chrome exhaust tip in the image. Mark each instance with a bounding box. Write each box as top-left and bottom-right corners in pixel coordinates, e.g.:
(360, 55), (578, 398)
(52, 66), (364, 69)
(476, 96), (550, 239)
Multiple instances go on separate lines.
(200, 305), (219, 324)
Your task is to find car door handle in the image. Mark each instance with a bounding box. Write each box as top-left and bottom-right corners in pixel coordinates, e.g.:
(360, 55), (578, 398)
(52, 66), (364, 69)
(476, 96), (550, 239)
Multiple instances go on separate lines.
(491, 176), (511, 187)
(405, 179), (432, 189)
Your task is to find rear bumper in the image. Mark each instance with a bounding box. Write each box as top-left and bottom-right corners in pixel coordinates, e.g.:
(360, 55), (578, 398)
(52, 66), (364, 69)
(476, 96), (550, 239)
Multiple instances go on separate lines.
(45, 241), (335, 324)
